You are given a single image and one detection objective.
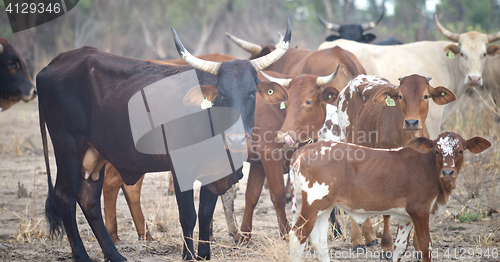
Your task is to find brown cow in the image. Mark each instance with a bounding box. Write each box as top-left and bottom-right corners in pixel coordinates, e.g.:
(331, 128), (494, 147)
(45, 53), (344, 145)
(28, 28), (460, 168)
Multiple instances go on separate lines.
(239, 45), (366, 242)
(347, 74), (456, 257)
(288, 132), (491, 262)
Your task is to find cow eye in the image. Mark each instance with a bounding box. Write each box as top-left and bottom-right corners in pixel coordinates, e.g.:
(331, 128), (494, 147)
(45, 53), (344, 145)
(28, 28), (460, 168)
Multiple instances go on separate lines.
(7, 61), (18, 70)
(459, 150), (464, 154)
(398, 94), (402, 100)
(305, 100), (312, 105)
(482, 53), (487, 58)
(435, 150), (439, 155)
(424, 94), (429, 100)
(460, 52), (464, 57)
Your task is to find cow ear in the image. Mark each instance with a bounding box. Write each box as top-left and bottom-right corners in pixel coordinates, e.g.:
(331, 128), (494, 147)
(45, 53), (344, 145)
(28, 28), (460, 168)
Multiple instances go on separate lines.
(372, 87), (399, 106)
(407, 137), (434, 154)
(325, 35), (340, 41)
(257, 82), (289, 104)
(183, 85), (218, 106)
(362, 33), (376, 43)
(444, 44), (460, 57)
(486, 45), (500, 57)
(430, 86), (456, 105)
(465, 137), (491, 154)
(321, 87), (339, 104)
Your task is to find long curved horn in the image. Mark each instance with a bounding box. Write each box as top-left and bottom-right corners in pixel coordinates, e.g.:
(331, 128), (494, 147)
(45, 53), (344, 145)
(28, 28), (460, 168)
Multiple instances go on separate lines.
(361, 10), (385, 31)
(171, 28), (221, 75)
(225, 32), (263, 56)
(435, 14), (460, 42)
(487, 31), (500, 43)
(317, 15), (340, 32)
(317, 64), (340, 86)
(260, 71), (292, 88)
(0, 43), (3, 55)
(250, 17), (292, 72)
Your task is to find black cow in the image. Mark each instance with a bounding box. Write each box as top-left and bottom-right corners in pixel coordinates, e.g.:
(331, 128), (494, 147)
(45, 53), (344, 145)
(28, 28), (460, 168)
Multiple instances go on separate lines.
(318, 11), (403, 45)
(38, 22), (291, 261)
(0, 38), (36, 111)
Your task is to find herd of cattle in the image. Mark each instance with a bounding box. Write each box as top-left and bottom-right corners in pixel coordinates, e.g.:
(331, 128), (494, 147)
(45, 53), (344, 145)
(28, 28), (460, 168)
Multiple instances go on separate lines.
(1, 12), (499, 262)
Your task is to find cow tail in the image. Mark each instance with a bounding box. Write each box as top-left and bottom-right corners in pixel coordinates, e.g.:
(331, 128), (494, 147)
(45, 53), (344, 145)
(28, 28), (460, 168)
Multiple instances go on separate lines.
(39, 103), (63, 237)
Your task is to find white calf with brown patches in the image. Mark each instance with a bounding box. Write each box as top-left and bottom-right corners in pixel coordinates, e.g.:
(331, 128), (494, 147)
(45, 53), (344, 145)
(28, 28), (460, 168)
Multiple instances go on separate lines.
(289, 132), (490, 262)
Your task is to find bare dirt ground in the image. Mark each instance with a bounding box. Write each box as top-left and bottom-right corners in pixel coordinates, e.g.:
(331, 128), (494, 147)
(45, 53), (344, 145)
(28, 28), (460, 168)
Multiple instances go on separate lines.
(0, 95), (499, 262)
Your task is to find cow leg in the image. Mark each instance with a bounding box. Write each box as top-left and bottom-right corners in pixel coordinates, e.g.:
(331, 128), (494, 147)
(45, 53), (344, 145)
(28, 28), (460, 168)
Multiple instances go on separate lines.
(309, 207), (334, 262)
(221, 185), (240, 242)
(167, 172), (175, 195)
(412, 215), (431, 262)
(171, 174), (196, 260)
(103, 164), (124, 244)
(289, 207), (319, 262)
(78, 168), (126, 262)
(264, 160), (289, 239)
(197, 186), (219, 260)
(122, 174), (154, 241)
(329, 207), (342, 238)
(380, 215), (393, 259)
(391, 219), (412, 262)
(361, 217), (378, 246)
(413, 232), (422, 259)
(50, 137), (94, 262)
(349, 216), (365, 252)
(240, 162), (266, 242)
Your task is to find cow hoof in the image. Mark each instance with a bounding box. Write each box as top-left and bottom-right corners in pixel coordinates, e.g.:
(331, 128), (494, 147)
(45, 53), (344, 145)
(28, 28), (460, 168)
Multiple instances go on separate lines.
(354, 244), (366, 253)
(366, 239), (379, 247)
(379, 251), (393, 260)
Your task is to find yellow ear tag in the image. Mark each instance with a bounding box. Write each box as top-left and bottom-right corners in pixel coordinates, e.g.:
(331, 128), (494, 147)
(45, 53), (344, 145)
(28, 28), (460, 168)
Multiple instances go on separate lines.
(280, 102), (286, 109)
(448, 51), (455, 59)
(328, 94), (332, 100)
(385, 94), (396, 107)
(201, 97), (212, 109)
(441, 91), (446, 97)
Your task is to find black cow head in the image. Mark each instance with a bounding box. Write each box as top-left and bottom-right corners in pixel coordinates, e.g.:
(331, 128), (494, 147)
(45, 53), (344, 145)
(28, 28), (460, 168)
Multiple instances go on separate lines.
(173, 19), (292, 143)
(318, 11), (384, 43)
(0, 38), (36, 111)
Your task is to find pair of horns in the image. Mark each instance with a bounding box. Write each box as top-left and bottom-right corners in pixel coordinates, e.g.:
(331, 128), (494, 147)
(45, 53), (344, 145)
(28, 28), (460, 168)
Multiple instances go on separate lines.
(172, 18), (291, 75)
(398, 76), (432, 82)
(260, 64), (340, 88)
(435, 14), (500, 43)
(317, 11), (385, 32)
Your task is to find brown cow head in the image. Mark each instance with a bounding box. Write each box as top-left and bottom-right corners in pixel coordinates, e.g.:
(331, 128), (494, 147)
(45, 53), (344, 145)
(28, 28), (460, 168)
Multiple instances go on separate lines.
(371, 74), (456, 139)
(436, 15), (500, 86)
(408, 132), (490, 190)
(262, 66), (340, 148)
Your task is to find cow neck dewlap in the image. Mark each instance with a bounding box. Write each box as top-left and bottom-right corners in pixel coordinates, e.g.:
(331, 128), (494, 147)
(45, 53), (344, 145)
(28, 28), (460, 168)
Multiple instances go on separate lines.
(436, 135), (460, 166)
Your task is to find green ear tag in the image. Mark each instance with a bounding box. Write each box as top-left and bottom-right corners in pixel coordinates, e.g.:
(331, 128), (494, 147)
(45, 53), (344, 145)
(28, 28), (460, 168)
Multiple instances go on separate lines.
(385, 94), (396, 107)
(441, 91), (446, 97)
(201, 97), (212, 109)
(268, 89), (274, 95)
(328, 94), (332, 100)
(280, 102), (286, 109)
(448, 51), (455, 59)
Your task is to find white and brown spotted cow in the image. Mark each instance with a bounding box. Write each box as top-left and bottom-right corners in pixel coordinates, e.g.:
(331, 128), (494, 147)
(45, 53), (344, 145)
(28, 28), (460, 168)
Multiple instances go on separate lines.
(288, 132), (490, 262)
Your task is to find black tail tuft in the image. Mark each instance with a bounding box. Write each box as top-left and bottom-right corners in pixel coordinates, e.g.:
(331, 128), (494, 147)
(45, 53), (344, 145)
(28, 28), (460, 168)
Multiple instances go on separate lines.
(45, 187), (64, 238)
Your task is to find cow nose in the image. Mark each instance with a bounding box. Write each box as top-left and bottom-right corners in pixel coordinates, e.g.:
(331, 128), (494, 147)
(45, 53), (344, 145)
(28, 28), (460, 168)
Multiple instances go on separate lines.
(468, 75), (482, 85)
(442, 170), (455, 177)
(404, 119), (419, 128)
(225, 133), (249, 152)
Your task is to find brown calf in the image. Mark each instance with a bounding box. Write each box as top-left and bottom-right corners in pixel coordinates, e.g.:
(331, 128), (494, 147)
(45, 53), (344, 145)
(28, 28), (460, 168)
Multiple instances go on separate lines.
(348, 74), (456, 255)
(289, 132), (490, 262)
(241, 46), (365, 242)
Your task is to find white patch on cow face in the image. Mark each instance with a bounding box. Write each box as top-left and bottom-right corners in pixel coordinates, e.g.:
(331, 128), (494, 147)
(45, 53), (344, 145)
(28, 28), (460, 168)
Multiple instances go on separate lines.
(318, 104), (340, 142)
(436, 135), (460, 165)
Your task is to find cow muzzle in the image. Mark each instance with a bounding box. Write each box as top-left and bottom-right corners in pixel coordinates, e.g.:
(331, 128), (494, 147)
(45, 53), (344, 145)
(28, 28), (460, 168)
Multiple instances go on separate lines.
(276, 131), (302, 148)
(466, 75), (482, 86)
(441, 169), (456, 180)
(225, 133), (250, 152)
